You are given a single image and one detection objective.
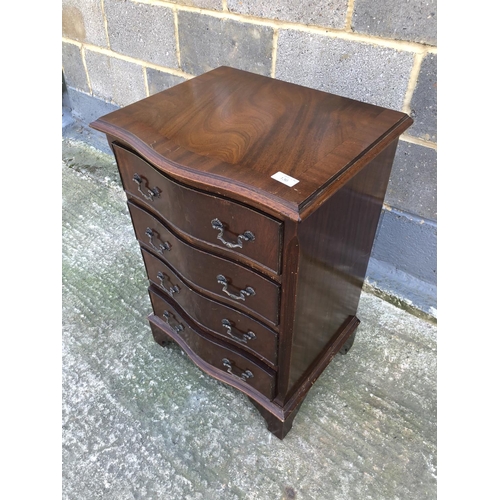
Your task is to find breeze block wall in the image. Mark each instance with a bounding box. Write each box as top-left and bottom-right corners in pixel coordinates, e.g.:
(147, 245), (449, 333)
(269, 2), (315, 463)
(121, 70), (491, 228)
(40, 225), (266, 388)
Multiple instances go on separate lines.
(62, 0), (437, 316)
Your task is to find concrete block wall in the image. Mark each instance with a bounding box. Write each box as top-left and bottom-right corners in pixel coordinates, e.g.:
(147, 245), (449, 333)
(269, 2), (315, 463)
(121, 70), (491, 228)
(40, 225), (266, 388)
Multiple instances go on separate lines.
(62, 0), (437, 316)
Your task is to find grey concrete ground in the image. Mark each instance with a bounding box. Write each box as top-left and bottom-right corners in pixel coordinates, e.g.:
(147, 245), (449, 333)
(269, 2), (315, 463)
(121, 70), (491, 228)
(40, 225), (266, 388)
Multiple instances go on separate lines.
(62, 136), (437, 500)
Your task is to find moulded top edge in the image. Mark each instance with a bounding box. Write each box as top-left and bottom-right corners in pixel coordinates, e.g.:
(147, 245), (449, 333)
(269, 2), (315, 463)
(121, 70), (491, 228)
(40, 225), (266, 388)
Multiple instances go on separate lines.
(90, 66), (413, 220)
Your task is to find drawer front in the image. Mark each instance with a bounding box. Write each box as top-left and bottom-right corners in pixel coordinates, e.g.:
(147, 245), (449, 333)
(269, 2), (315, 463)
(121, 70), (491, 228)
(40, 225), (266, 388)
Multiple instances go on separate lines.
(129, 201), (280, 325)
(113, 143), (282, 273)
(145, 252), (278, 367)
(150, 296), (275, 400)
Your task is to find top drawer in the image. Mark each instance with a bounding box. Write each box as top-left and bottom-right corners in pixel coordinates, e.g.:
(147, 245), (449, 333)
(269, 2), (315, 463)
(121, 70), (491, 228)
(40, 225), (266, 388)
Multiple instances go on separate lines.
(112, 143), (282, 274)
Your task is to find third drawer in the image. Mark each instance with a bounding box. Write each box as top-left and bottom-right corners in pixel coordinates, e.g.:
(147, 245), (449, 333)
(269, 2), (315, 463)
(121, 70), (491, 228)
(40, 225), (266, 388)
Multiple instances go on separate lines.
(143, 247), (278, 368)
(129, 200), (281, 325)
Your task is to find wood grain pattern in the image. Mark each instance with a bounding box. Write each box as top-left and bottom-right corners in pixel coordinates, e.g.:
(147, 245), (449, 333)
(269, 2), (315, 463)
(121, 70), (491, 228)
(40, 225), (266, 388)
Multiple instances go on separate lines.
(91, 66), (413, 439)
(91, 66), (412, 220)
(148, 300), (276, 400)
(144, 251), (278, 368)
(113, 142), (283, 274)
(129, 201), (281, 325)
(287, 141), (399, 391)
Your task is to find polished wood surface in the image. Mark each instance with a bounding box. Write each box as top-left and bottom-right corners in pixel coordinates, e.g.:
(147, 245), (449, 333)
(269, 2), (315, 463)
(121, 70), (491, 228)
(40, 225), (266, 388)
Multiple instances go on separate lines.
(113, 143), (283, 274)
(149, 314), (283, 415)
(91, 66), (412, 220)
(149, 294), (276, 400)
(91, 66), (413, 439)
(287, 140), (399, 391)
(143, 249), (278, 367)
(129, 201), (280, 325)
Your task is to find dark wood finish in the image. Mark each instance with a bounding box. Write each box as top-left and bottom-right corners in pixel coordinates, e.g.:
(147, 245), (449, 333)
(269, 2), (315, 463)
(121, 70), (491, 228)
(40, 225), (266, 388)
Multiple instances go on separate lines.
(148, 302), (276, 400)
(113, 143), (282, 275)
(145, 256), (278, 368)
(283, 316), (360, 412)
(273, 218), (300, 407)
(287, 140), (399, 391)
(248, 398), (304, 441)
(128, 201), (280, 325)
(90, 66), (412, 439)
(339, 332), (356, 355)
(91, 66), (412, 221)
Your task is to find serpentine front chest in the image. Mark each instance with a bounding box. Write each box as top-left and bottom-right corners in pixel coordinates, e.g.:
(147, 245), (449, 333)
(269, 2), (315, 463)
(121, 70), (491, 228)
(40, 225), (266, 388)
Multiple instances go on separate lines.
(91, 66), (412, 439)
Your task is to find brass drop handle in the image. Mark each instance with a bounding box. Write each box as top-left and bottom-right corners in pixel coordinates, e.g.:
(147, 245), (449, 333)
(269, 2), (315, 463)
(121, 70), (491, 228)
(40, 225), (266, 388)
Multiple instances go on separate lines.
(145, 227), (171, 254)
(157, 272), (180, 297)
(221, 319), (256, 344)
(133, 173), (160, 201)
(216, 275), (255, 301)
(211, 218), (255, 249)
(162, 310), (184, 333)
(221, 358), (253, 382)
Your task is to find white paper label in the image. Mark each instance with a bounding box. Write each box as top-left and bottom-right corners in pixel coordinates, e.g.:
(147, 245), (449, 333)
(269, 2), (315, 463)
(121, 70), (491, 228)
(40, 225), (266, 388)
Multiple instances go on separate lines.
(271, 171), (299, 187)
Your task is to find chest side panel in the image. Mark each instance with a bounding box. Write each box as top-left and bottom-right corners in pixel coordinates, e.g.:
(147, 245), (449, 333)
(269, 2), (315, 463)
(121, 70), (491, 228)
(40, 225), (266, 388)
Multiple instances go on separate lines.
(286, 140), (399, 392)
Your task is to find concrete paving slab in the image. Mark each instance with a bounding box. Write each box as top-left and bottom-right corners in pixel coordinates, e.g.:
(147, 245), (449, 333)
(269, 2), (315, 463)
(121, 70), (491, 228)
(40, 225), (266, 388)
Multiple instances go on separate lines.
(62, 138), (437, 500)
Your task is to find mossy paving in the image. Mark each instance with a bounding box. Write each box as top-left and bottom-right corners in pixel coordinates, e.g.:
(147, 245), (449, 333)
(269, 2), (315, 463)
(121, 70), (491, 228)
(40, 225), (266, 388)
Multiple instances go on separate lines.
(63, 139), (436, 500)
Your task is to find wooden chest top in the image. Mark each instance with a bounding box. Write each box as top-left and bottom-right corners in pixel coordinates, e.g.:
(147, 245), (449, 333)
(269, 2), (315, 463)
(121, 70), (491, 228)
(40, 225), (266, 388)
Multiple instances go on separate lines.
(91, 66), (412, 219)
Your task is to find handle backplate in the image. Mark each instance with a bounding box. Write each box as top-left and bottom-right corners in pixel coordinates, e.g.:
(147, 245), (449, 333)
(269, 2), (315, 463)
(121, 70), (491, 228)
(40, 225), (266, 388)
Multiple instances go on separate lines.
(221, 358), (253, 382)
(157, 272), (180, 297)
(133, 173), (160, 201)
(146, 227), (171, 254)
(216, 275), (255, 301)
(221, 319), (256, 344)
(163, 310), (184, 333)
(211, 218), (254, 249)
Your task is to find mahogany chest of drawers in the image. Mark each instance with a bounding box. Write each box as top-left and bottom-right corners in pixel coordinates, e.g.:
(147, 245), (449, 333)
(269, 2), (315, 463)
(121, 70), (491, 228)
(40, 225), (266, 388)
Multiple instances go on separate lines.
(90, 66), (412, 439)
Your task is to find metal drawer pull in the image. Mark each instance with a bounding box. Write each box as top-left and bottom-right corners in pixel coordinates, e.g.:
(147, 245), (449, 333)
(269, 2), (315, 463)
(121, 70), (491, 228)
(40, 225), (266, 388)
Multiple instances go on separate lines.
(132, 173), (160, 201)
(162, 310), (184, 333)
(216, 275), (255, 301)
(221, 358), (253, 382)
(211, 218), (255, 249)
(221, 319), (256, 344)
(157, 272), (180, 297)
(145, 227), (171, 254)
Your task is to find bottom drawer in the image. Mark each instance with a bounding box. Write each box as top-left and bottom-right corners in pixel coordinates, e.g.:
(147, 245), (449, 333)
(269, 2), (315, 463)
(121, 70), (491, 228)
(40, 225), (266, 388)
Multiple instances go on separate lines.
(149, 287), (276, 400)
(142, 247), (278, 368)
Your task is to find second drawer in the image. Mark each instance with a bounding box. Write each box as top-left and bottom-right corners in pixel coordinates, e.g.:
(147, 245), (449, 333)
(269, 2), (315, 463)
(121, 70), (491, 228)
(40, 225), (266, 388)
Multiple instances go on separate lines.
(129, 201), (280, 325)
(144, 248), (278, 368)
